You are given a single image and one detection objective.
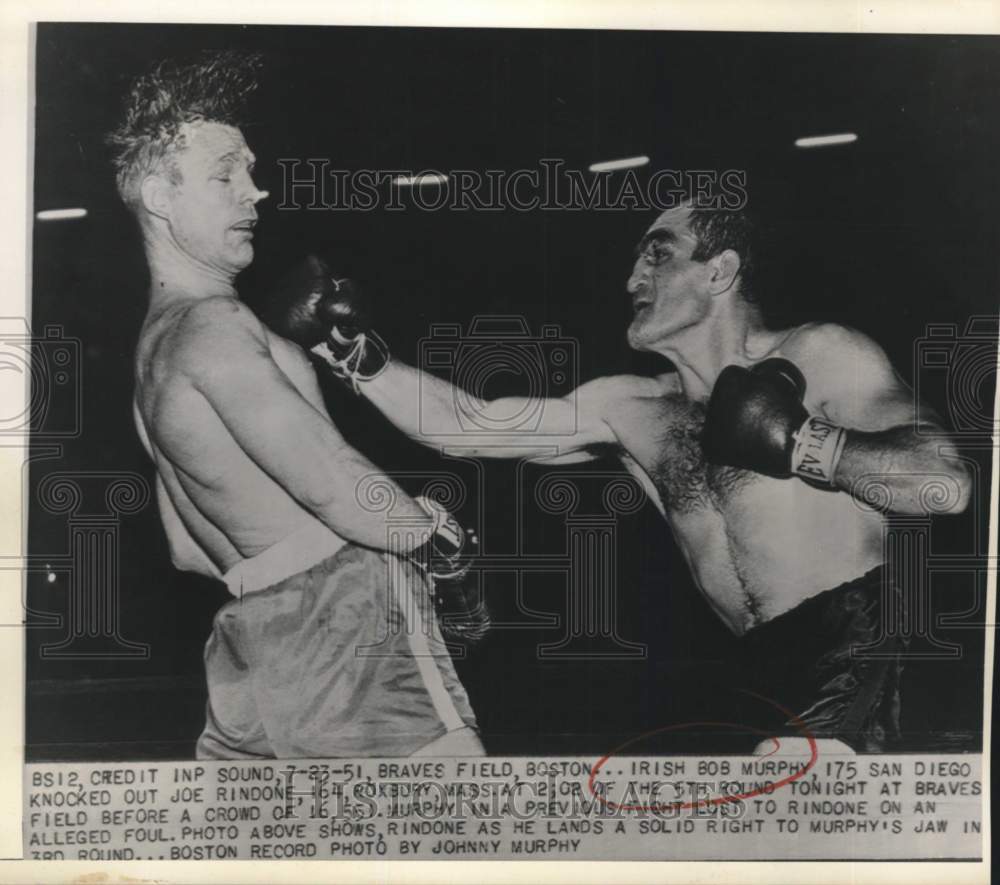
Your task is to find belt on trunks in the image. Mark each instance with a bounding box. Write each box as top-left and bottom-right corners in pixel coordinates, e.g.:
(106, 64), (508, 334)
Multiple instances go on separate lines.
(221, 521), (348, 598)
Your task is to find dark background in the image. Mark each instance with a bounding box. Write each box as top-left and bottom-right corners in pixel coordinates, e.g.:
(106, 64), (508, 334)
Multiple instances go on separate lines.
(27, 23), (999, 759)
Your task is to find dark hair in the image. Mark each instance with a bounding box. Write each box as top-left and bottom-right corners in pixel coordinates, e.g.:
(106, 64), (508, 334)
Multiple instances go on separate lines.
(106, 50), (262, 210)
(688, 206), (758, 303)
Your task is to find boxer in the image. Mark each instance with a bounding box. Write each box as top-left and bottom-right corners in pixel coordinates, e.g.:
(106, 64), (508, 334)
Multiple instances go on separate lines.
(110, 53), (484, 759)
(270, 202), (972, 754)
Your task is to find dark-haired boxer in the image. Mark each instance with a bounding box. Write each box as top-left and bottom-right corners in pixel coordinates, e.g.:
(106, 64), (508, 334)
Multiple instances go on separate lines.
(112, 54), (483, 759)
(271, 203), (972, 755)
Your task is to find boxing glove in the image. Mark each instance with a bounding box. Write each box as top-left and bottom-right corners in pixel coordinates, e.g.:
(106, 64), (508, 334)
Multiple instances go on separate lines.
(263, 254), (389, 382)
(702, 358), (847, 485)
(411, 496), (490, 644)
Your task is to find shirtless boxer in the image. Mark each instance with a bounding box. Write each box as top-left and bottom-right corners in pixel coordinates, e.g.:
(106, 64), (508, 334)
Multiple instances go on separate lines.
(108, 53), (483, 759)
(271, 201), (972, 753)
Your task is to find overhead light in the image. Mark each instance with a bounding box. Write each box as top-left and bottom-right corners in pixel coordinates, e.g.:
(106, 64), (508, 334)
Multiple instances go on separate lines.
(794, 133), (858, 149)
(36, 208), (88, 221)
(392, 173), (449, 187)
(588, 155), (650, 173)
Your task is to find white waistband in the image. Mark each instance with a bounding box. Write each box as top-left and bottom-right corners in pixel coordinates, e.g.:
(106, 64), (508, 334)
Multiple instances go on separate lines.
(222, 521), (348, 598)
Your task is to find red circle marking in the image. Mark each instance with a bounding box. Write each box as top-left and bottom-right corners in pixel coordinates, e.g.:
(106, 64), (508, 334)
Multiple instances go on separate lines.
(587, 692), (820, 813)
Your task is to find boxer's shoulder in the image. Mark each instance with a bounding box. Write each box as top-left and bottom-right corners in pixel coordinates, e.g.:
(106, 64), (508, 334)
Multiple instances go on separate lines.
(167, 296), (269, 374)
(174, 295), (261, 338)
(774, 321), (881, 369)
(772, 322), (895, 407)
(756, 323), (902, 416)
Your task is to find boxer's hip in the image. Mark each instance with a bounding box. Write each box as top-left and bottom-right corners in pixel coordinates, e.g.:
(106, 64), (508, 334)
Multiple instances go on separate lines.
(738, 566), (907, 752)
(204, 538), (478, 758)
(220, 520), (349, 598)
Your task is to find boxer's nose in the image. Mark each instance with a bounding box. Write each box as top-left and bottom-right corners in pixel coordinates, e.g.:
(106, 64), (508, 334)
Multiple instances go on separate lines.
(626, 261), (647, 295)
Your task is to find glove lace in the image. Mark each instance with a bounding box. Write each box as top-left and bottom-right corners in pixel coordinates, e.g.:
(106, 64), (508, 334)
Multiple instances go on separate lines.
(311, 330), (390, 394)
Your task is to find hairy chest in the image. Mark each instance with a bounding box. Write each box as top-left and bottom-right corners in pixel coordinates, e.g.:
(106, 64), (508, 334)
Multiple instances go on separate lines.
(619, 397), (761, 513)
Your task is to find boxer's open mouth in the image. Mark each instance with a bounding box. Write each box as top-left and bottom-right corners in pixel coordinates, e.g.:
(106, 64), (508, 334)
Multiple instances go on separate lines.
(231, 219), (257, 232)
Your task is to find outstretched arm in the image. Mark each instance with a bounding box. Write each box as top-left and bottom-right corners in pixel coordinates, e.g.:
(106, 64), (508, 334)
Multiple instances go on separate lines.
(359, 359), (623, 461)
(260, 254), (643, 461)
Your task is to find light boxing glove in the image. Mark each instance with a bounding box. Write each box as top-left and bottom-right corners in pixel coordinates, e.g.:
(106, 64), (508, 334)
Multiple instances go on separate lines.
(411, 496), (490, 643)
(702, 358), (848, 485)
(263, 254), (389, 390)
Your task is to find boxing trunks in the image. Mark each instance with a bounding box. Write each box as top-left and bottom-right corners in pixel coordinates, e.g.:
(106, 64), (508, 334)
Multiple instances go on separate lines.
(196, 521), (479, 759)
(738, 566), (907, 752)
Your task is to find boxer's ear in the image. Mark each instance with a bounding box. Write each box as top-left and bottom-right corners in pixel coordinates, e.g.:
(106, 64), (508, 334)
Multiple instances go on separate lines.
(707, 249), (741, 296)
(140, 173), (173, 221)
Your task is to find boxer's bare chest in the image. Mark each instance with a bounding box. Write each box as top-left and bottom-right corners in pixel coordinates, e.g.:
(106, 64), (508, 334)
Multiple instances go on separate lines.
(606, 363), (885, 633)
(610, 391), (776, 632)
(613, 393), (761, 516)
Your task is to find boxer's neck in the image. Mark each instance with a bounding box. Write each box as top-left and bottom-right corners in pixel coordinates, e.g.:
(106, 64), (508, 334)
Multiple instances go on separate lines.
(654, 291), (765, 400)
(144, 235), (238, 306)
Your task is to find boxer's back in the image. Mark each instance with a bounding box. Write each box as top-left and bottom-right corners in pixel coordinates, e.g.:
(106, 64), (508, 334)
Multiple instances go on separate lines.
(135, 294), (329, 576)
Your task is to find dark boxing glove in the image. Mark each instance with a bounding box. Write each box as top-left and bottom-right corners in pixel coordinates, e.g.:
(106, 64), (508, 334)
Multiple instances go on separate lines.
(702, 358), (847, 485)
(264, 254), (389, 389)
(411, 496), (490, 644)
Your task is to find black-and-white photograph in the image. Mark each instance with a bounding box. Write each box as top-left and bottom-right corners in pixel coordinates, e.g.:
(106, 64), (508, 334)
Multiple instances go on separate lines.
(11, 13), (998, 871)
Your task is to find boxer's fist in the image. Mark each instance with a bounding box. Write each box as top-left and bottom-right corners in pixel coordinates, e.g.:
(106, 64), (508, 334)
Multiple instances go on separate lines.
(264, 254), (388, 384)
(412, 496), (490, 644)
(702, 358), (809, 478)
(263, 254), (371, 349)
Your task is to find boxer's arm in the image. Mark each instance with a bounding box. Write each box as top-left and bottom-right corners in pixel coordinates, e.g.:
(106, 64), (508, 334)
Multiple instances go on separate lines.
(360, 359), (629, 460)
(179, 299), (434, 548)
(264, 259), (634, 459)
(805, 324), (972, 514)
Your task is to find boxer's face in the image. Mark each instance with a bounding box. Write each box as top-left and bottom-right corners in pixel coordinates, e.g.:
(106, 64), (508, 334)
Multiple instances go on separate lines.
(626, 207), (714, 351)
(158, 121), (267, 276)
